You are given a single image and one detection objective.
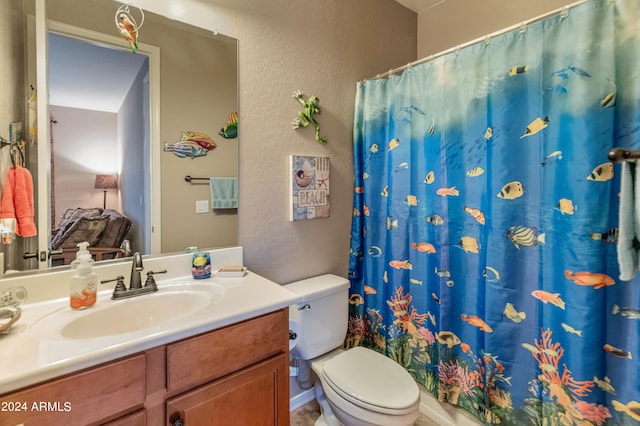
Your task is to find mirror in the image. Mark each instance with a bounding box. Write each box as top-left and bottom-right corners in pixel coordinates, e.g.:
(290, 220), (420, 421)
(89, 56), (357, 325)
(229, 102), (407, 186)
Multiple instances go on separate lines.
(0, 0), (238, 274)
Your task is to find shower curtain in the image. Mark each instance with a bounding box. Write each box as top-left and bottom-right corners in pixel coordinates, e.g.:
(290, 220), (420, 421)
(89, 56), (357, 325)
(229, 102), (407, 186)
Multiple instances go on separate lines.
(347, 1), (640, 424)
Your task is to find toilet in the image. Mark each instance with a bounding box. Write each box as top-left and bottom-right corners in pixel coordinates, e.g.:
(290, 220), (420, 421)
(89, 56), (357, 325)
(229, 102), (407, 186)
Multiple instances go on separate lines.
(287, 275), (420, 426)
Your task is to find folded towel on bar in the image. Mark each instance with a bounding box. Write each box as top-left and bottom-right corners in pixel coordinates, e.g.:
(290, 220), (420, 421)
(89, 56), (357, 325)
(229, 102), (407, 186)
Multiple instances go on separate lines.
(617, 160), (640, 280)
(209, 177), (238, 209)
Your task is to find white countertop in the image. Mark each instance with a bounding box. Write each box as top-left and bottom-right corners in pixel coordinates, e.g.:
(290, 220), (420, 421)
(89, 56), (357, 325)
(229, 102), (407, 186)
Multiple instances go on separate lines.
(0, 271), (299, 395)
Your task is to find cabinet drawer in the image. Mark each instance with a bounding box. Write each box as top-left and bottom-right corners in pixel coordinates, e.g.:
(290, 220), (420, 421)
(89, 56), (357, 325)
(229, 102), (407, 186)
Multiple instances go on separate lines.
(0, 354), (145, 426)
(167, 309), (288, 394)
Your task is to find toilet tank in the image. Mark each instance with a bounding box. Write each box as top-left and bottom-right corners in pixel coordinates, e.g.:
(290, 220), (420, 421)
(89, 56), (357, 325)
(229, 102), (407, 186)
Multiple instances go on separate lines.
(286, 274), (350, 360)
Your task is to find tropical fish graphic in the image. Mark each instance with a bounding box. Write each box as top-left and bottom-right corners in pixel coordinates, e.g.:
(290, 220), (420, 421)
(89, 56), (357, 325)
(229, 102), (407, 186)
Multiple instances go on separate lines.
(349, 294), (364, 306)
(556, 198), (575, 215)
(464, 206), (485, 224)
(405, 195), (419, 206)
(386, 217), (398, 230)
(435, 267), (450, 278)
(497, 181), (524, 199)
(587, 162), (614, 181)
(411, 242), (436, 254)
(603, 344), (632, 359)
(370, 144), (379, 153)
(381, 185), (389, 197)
(541, 150), (563, 166)
(456, 236), (480, 253)
(426, 214), (444, 226)
(389, 260), (412, 270)
(219, 111), (238, 139)
(367, 246), (382, 257)
(504, 303), (526, 323)
(163, 140), (207, 159)
(424, 171), (435, 184)
(410, 279), (423, 286)
(436, 186), (459, 196)
(484, 127), (493, 140)
(590, 228), (618, 243)
(395, 162), (409, 172)
(561, 322), (582, 337)
(509, 65), (528, 76)
(601, 91), (616, 108)
(593, 376), (616, 394)
(531, 290), (565, 309)
(521, 116), (549, 138)
(611, 400), (640, 421)
(363, 285), (377, 295)
(483, 266), (500, 282)
(388, 138), (400, 150)
(612, 304), (640, 319)
(564, 270), (615, 289)
(180, 131), (217, 151)
(427, 118), (436, 135)
(505, 226), (545, 249)
(446, 279), (454, 287)
(431, 292), (441, 304)
(521, 343), (539, 354)
(466, 167), (485, 177)
(436, 331), (461, 348)
(461, 314), (493, 332)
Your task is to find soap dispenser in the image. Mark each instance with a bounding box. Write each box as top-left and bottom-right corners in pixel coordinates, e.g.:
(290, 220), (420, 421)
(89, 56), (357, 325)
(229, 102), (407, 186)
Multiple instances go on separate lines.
(70, 253), (99, 309)
(70, 241), (94, 269)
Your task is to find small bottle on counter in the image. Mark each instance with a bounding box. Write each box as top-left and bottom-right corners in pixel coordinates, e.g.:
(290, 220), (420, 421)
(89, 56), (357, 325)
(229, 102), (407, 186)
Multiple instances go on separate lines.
(70, 252), (99, 309)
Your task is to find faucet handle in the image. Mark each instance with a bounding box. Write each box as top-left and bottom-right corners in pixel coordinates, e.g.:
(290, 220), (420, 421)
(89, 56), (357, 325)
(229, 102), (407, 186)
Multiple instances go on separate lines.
(102, 276), (127, 297)
(144, 270), (167, 290)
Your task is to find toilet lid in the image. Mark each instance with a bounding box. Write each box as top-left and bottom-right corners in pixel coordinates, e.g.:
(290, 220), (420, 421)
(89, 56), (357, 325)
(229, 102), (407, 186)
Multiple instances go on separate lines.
(321, 347), (419, 412)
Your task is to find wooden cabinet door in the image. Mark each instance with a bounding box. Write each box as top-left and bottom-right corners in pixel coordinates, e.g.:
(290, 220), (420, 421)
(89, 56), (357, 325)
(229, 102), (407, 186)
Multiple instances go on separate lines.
(166, 354), (289, 426)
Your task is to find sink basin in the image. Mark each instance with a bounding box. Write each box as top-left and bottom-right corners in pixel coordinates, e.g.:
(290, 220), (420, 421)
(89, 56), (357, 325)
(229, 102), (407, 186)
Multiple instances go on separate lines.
(29, 283), (225, 339)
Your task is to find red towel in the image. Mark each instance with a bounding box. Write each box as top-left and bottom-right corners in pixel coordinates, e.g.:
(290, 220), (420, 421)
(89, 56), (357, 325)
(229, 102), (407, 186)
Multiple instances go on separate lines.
(0, 166), (37, 237)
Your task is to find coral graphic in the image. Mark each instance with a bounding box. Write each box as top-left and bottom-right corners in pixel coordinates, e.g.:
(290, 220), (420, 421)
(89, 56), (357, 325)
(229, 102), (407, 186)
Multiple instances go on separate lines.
(522, 329), (611, 425)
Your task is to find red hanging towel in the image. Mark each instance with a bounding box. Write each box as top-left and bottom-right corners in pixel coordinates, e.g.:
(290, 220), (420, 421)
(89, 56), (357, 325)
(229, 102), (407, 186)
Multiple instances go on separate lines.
(0, 166), (37, 237)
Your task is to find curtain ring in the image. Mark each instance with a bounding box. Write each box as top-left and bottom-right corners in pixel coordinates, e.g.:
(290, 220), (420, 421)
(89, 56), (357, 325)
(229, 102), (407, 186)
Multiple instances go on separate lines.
(519, 21), (527, 33)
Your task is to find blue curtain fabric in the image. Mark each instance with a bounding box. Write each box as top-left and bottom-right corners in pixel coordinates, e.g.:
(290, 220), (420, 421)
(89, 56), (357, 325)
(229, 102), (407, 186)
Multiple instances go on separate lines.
(348, 1), (640, 424)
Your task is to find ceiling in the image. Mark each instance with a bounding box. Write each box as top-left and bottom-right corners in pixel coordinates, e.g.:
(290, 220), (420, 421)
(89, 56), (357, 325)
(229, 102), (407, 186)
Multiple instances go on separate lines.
(48, 33), (147, 113)
(394, 0), (445, 13)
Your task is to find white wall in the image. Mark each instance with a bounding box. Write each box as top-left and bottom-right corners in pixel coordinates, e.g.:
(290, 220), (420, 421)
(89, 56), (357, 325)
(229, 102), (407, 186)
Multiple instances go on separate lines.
(50, 105), (119, 224)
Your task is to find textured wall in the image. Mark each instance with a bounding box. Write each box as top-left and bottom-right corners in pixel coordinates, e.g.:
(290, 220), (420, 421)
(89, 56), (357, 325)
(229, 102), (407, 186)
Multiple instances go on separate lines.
(207, 0), (418, 284)
(417, 0), (582, 58)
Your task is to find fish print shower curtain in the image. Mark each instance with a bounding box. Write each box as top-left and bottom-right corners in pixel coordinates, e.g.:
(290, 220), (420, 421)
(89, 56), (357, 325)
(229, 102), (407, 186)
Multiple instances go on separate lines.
(347, 1), (640, 424)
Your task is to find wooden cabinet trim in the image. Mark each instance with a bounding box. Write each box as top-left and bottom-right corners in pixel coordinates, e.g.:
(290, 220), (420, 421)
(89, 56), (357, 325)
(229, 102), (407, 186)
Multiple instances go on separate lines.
(0, 355), (145, 426)
(166, 309), (288, 395)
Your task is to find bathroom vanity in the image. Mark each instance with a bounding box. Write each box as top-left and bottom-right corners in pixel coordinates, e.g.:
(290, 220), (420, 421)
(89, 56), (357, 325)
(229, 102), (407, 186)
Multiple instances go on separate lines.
(0, 248), (297, 425)
(1, 310), (289, 425)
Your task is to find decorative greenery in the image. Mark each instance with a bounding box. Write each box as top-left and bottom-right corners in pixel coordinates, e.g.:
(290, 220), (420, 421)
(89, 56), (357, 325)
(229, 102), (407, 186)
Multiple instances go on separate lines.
(292, 90), (327, 144)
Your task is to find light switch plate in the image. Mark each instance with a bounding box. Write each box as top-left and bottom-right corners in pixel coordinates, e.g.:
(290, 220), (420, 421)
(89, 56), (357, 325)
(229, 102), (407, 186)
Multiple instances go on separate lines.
(196, 200), (209, 213)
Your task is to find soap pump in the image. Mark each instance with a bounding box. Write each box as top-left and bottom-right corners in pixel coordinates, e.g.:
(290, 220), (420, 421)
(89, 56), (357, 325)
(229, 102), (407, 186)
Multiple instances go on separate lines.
(69, 250), (99, 310)
(70, 241), (94, 269)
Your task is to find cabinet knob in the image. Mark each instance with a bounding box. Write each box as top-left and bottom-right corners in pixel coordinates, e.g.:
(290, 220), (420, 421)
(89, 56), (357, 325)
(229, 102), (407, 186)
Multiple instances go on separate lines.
(171, 417), (185, 426)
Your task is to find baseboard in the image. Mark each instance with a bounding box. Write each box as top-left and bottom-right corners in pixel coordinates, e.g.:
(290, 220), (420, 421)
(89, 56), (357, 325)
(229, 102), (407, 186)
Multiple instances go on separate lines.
(290, 386), (316, 412)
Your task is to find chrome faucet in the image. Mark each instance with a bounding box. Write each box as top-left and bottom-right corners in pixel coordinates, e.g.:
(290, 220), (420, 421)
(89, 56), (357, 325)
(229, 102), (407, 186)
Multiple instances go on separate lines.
(129, 252), (144, 290)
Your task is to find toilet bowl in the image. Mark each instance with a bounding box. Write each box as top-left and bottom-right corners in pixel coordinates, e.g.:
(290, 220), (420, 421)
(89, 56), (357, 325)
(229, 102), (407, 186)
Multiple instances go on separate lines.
(286, 275), (421, 426)
(311, 348), (420, 426)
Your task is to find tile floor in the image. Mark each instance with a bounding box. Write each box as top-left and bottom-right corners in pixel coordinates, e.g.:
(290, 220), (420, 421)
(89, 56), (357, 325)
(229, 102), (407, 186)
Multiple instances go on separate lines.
(290, 399), (441, 425)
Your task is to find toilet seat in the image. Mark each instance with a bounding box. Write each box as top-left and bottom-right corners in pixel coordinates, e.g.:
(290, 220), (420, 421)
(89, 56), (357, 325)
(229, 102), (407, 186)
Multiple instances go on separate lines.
(320, 347), (419, 415)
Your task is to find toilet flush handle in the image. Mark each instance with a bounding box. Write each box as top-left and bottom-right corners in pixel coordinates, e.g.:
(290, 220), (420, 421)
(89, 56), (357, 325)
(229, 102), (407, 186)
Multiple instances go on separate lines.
(298, 304), (311, 311)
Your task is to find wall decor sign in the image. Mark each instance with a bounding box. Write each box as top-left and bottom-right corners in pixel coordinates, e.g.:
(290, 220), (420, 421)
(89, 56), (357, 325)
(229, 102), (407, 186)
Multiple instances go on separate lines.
(289, 155), (330, 221)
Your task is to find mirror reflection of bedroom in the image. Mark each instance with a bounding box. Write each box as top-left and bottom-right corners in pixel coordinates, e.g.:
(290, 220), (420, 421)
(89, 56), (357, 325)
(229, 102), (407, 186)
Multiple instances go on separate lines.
(48, 33), (149, 266)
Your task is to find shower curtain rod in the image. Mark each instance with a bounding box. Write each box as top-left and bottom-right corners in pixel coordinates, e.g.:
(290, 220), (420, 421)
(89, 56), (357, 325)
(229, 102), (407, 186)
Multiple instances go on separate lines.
(362, 0), (589, 82)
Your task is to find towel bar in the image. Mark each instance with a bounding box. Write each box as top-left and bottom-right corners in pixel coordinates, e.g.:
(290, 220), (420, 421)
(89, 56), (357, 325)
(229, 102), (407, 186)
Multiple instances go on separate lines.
(184, 175), (209, 183)
(609, 148), (640, 162)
